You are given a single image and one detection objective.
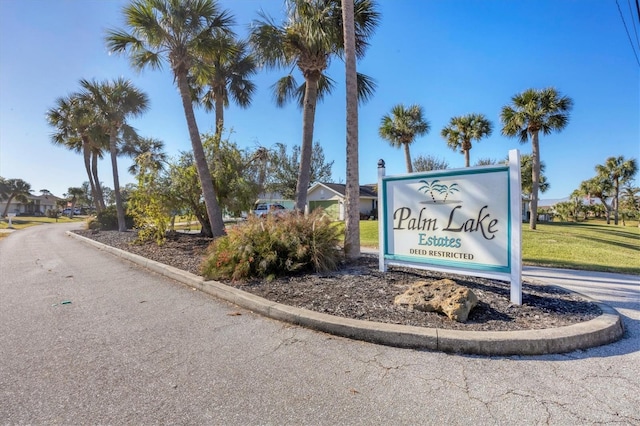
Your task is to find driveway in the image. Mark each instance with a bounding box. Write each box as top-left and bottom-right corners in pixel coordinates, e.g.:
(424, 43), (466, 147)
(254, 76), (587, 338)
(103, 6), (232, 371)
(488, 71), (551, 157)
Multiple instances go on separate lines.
(1, 223), (638, 425)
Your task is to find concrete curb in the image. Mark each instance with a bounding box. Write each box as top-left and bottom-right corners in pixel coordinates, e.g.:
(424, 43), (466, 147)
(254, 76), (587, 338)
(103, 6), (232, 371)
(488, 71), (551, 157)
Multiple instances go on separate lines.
(67, 231), (624, 356)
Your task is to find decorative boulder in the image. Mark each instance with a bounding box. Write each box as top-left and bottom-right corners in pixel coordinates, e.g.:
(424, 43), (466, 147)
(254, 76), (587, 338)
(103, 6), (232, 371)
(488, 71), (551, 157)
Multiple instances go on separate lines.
(394, 279), (479, 322)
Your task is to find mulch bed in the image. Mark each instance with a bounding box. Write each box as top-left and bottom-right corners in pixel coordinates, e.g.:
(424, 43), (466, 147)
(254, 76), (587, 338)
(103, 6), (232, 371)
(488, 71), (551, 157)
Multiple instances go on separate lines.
(74, 230), (602, 332)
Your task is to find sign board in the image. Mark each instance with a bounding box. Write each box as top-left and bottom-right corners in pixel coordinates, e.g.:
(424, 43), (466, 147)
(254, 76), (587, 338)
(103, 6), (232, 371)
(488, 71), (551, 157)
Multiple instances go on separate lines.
(378, 150), (522, 304)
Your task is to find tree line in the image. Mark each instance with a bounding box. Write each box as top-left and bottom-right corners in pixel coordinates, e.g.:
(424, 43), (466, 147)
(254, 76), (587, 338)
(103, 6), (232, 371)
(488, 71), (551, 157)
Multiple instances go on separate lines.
(45, 0), (375, 252)
(377, 87), (575, 231)
(553, 156), (638, 225)
(41, 0), (637, 251)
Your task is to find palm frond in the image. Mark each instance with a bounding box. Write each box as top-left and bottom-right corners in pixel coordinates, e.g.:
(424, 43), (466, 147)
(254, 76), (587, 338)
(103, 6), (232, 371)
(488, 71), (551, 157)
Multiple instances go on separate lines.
(355, 72), (376, 104)
(353, 0), (381, 58)
(272, 75), (299, 107)
(250, 13), (290, 68)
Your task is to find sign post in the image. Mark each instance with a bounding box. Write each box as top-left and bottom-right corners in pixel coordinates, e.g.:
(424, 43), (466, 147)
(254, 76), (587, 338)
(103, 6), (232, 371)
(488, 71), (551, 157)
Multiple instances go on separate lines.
(508, 150), (522, 304)
(378, 149), (523, 304)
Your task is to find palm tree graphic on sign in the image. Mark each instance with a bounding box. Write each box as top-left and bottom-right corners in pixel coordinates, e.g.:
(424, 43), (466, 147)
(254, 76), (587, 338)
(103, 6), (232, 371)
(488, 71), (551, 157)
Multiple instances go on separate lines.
(418, 180), (461, 204)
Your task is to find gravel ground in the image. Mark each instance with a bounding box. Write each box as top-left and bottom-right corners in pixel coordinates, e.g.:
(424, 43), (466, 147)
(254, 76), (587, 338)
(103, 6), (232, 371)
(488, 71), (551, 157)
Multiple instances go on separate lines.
(74, 229), (602, 331)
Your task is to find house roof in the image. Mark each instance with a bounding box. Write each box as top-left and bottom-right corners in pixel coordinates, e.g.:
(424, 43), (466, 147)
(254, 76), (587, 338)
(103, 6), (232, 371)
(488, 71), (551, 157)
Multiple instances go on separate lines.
(309, 182), (377, 199)
(30, 193), (64, 202)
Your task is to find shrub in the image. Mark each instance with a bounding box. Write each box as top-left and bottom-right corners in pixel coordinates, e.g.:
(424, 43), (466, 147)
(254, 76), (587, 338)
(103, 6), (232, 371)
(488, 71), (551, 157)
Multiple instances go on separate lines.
(94, 206), (134, 231)
(201, 210), (343, 281)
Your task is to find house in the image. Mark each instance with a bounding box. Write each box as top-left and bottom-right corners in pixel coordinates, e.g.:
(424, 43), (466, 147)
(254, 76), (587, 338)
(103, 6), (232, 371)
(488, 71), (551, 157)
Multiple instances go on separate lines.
(306, 182), (378, 221)
(254, 192), (295, 210)
(0, 193), (63, 216)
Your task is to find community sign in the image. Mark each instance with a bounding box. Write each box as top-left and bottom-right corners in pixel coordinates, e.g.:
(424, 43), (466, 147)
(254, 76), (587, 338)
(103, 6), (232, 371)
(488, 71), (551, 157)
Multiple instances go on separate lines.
(378, 150), (523, 304)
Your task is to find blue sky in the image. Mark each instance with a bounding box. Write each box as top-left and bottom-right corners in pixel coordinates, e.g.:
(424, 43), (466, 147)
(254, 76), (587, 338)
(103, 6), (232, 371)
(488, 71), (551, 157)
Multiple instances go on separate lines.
(1, 0), (638, 201)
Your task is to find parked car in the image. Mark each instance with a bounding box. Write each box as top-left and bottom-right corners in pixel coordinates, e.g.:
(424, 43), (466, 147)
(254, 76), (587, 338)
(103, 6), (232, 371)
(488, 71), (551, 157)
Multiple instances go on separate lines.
(62, 208), (82, 216)
(253, 203), (287, 218)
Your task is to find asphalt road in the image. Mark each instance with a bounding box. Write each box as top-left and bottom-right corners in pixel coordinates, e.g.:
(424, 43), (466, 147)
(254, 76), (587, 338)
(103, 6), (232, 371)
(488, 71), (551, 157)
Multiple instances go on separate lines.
(1, 223), (638, 425)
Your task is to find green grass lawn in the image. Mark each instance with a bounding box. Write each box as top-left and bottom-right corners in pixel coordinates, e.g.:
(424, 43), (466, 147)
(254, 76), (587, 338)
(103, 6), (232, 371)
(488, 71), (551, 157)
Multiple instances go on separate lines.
(359, 220), (379, 247)
(4, 214), (636, 275)
(0, 215), (85, 230)
(521, 221), (639, 274)
(359, 219), (639, 275)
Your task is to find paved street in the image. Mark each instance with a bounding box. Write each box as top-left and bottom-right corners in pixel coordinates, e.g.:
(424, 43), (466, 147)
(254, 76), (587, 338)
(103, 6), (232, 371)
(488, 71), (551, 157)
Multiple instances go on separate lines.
(1, 223), (638, 425)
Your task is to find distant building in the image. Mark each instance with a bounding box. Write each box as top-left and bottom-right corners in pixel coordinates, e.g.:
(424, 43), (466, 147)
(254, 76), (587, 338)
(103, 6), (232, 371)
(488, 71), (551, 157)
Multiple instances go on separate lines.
(306, 182), (378, 221)
(0, 193), (63, 216)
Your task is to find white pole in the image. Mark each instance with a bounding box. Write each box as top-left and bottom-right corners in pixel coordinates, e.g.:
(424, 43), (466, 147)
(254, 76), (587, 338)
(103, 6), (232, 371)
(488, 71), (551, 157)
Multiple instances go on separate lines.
(509, 149), (523, 305)
(377, 159), (386, 272)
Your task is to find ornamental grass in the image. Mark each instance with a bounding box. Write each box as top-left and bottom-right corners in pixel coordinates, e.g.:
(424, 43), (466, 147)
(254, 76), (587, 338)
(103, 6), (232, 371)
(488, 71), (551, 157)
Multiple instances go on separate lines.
(201, 209), (343, 281)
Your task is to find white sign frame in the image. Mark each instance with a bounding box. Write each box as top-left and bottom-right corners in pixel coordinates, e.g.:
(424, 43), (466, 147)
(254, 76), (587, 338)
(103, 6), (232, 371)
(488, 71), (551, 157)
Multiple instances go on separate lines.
(378, 150), (522, 304)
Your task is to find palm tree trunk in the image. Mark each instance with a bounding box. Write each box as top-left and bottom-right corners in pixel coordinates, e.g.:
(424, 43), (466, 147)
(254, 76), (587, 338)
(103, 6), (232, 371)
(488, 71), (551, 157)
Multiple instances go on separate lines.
(82, 140), (100, 212)
(613, 180), (620, 225)
(343, 0), (360, 260)
(295, 75), (320, 212)
(108, 127), (127, 232)
(403, 143), (413, 173)
(215, 95), (224, 138)
(464, 149), (470, 168)
(176, 72), (225, 238)
(599, 197), (612, 224)
(91, 151), (106, 211)
(530, 131), (540, 230)
(2, 195), (15, 217)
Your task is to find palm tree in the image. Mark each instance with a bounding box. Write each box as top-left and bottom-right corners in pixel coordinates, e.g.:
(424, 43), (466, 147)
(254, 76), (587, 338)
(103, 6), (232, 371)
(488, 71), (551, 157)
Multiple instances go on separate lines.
(379, 104), (430, 173)
(342, 0), (360, 260)
(520, 153), (549, 197)
(122, 137), (167, 175)
(579, 176), (614, 223)
(106, 0), (234, 238)
(250, 0), (380, 212)
(620, 185), (640, 226)
(79, 78), (149, 232)
(196, 35), (257, 137)
(596, 156), (638, 225)
(1, 178), (32, 217)
(65, 187), (85, 216)
(46, 94), (106, 211)
(500, 87), (573, 230)
(441, 113), (493, 167)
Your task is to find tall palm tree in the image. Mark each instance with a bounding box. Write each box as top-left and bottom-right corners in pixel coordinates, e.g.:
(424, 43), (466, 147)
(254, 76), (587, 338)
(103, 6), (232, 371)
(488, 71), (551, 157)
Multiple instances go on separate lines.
(342, 0), (360, 260)
(196, 35), (257, 137)
(500, 87), (573, 230)
(378, 104), (430, 173)
(595, 156), (638, 225)
(79, 78), (149, 232)
(441, 113), (493, 167)
(250, 0), (380, 212)
(46, 94), (106, 211)
(1, 178), (32, 217)
(106, 0), (234, 238)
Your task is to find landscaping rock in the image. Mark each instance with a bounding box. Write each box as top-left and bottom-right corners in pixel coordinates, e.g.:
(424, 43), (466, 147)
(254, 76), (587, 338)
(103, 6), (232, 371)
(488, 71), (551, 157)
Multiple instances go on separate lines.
(394, 279), (479, 322)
